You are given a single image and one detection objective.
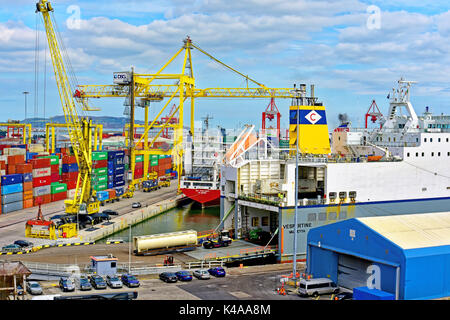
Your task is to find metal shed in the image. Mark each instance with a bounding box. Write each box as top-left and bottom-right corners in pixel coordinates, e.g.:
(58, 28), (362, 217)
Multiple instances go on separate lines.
(306, 211), (450, 300)
(90, 255), (118, 276)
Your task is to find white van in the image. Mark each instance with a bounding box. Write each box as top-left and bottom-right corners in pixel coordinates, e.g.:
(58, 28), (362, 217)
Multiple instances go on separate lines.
(297, 278), (339, 297)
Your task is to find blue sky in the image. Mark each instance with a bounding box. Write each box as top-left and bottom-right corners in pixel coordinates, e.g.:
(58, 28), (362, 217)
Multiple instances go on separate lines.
(1, 0), (449, 132)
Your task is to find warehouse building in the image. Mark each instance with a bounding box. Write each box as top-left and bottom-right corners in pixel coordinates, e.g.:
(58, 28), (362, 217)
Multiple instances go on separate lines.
(306, 211), (450, 300)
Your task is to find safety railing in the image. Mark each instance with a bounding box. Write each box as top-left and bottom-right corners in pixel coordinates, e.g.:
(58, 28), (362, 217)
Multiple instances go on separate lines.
(238, 193), (281, 206)
(185, 260), (224, 269)
(239, 245), (278, 255)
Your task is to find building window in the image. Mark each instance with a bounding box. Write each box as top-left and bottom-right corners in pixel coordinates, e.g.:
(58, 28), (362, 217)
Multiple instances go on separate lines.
(422, 152), (425, 157)
(261, 216), (269, 226)
(439, 138), (441, 142)
(328, 212), (337, 220)
(431, 152), (434, 157)
(447, 138), (449, 142)
(318, 212), (327, 221)
(424, 138), (427, 142)
(415, 152), (419, 157)
(438, 152), (441, 156)
(251, 217), (259, 227)
(339, 211), (347, 220)
(307, 213), (316, 221)
(431, 138), (433, 142)
(407, 153), (410, 157)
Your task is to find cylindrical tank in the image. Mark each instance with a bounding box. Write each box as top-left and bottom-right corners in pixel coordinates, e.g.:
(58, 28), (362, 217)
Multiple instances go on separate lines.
(133, 230), (198, 254)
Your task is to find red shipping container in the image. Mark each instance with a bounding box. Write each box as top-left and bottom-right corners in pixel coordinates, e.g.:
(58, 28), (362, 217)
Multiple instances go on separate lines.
(7, 164), (16, 174)
(65, 180), (78, 190)
(51, 191), (67, 202)
(7, 155), (25, 165)
(61, 172), (79, 181)
(51, 173), (60, 183)
(92, 160), (107, 169)
(23, 199), (34, 209)
(16, 163), (32, 174)
(33, 176), (51, 187)
(34, 194), (51, 206)
(135, 162), (143, 170)
(31, 158), (51, 169)
(62, 155), (77, 164)
(0, 160), (5, 170)
(51, 164), (59, 174)
(23, 181), (33, 191)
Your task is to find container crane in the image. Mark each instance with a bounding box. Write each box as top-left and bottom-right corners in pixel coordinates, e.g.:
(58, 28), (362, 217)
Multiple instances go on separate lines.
(365, 100), (384, 129)
(262, 97), (281, 140)
(76, 37), (300, 192)
(36, 0), (99, 216)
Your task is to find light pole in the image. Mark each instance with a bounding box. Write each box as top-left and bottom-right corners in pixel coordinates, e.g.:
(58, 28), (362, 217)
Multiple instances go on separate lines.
(23, 91), (29, 120)
(292, 84), (301, 281)
(128, 223), (132, 274)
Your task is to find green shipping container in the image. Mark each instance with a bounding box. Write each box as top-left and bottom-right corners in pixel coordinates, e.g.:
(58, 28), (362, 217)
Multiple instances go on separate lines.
(135, 155), (144, 163)
(92, 151), (108, 161)
(51, 182), (67, 194)
(93, 168), (107, 175)
(150, 160), (158, 166)
(93, 183), (108, 191)
(125, 164), (129, 171)
(39, 155), (59, 165)
(91, 174), (108, 183)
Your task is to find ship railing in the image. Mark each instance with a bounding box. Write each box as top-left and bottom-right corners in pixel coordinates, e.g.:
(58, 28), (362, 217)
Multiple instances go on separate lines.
(238, 193), (282, 206)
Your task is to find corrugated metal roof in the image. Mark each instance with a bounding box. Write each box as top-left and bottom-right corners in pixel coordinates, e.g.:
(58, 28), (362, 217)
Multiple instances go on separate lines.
(357, 211), (450, 250)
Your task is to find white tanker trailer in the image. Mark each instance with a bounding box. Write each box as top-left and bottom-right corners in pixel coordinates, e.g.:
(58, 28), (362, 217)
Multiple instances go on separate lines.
(133, 230), (199, 256)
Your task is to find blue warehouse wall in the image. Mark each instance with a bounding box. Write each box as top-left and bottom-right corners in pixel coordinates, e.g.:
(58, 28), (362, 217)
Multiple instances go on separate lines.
(403, 246), (450, 300)
(307, 219), (404, 268)
(308, 246), (339, 282)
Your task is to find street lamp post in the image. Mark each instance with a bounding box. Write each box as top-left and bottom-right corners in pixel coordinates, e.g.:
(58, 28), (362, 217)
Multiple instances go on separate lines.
(23, 91), (29, 120)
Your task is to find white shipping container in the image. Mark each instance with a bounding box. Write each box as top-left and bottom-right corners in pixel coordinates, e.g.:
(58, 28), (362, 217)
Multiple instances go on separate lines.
(0, 170), (5, 176)
(0, 155), (8, 164)
(33, 185), (51, 197)
(4, 148), (26, 156)
(32, 167), (51, 178)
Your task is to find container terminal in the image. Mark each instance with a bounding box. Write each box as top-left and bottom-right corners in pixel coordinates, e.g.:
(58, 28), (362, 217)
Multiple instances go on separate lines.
(0, 0), (449, 301)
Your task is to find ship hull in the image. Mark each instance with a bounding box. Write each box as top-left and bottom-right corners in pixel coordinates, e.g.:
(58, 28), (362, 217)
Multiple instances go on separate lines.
(181, 188), (220, 207)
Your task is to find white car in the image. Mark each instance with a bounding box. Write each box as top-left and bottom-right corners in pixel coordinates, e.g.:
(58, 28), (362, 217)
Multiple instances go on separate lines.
(132, 202), (142, 208)
(193, 269), (211, 280)
(106, 275), (123, 289)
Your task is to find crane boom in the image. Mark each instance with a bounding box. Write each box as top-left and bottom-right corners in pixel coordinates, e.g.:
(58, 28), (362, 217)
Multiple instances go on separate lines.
(36, 0), (98, 215)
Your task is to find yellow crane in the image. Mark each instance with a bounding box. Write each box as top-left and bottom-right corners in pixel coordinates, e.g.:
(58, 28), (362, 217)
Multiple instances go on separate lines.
(36, 0), (99, 215)
(77, 37), (298, 191)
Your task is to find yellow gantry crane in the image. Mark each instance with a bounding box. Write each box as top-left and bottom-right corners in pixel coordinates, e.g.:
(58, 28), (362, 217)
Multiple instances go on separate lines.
(77, 37), (298, 191)
(36, 0), (99, 215)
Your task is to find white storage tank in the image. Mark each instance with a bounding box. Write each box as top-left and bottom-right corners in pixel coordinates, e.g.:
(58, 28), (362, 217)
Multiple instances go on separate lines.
(133, 230), (198, 254)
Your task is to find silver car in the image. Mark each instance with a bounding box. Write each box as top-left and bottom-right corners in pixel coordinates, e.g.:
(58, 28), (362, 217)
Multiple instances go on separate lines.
(106, 275), (123, 289)
(193, 269), (211, 280)
(26, 281), (43, 295)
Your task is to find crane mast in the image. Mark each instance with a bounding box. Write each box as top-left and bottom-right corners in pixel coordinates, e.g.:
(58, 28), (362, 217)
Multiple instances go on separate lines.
(36, 0), (99, 215)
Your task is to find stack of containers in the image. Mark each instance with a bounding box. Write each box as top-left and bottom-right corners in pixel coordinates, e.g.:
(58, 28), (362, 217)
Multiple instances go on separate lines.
(113, 150), (125, 188)
(61, 155), (78, 194)
(1, 173), (23, 214)
(31, 157), (52, 205)
(149, 155), (158, 177)
(92, 151), (108, 192)
(158, 155), (173, 176)
(16, 162), (33, 209)
(38, 155), (60, 183)
(134, 154), (144, 180)
(50, 182), (68, 202)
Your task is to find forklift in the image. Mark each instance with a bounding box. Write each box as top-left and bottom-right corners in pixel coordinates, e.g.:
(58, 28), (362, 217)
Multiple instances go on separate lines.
(202, 230), (232, 249)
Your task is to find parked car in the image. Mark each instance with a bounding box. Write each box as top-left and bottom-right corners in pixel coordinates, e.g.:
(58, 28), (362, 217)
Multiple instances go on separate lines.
(1, 244), (21, 251)
(193, 269), (211, 280)
(59, 277), (75, 292)
(208, 267), (226, 277)
(76, 276), (92, 291)
(175, 271), (193, 281)
(131, 202), (142, 208)
(121, 274), (140, 288)
(334, 291), (353, 300)
(14, 240), (34, 248)
(89, 275), (107, 290)
(297, 278), (339, 297)
(159, 272), (178, 283)
(102, 209), (118, 216)
(26, 281), (43, 295)
(106, 275), (123, 289)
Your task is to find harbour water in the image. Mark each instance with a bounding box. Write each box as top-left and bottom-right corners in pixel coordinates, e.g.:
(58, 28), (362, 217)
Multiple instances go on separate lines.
(98, 204), (220, 242)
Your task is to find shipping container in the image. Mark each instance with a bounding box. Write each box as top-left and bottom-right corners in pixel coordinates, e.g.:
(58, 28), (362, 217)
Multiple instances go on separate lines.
(51, 191), (67, 202)
(1, 174), (23, 186)
(1, 183), (23, 195)
(2, 201), (23, 214)
(32, 167), (51, 178)
(23, 190), (33, 200)
(33, 176), (51, 188)
(23, 172), (33, 182)
(2, 192), (23, 204)
(62, 155), (77, 164)
(97, 191), (109, 201)
(38, 155), (59, 165)
(93, 167), (107, 175)
(23, 181), (33, 191)
(62, 163), (78, 172)
(51, 183), (67, 194)
(33, 185), (51, 197)
(30, 158), (51, 169)
(16, 163), (32, 174)
(92, 151), (108, 161)
(23, 198), (34, 209)
(91, 175), (108, 184)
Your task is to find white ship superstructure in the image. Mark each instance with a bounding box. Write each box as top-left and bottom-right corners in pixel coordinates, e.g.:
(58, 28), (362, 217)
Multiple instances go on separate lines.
(219, 79), (450, 263)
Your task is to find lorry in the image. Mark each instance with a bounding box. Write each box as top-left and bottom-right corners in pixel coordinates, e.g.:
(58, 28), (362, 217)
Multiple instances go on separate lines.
(202, 230), (232, 249)
(142, 179), (159, 192)
(158, 176), (170, 188)
(133, 230), (199, 256)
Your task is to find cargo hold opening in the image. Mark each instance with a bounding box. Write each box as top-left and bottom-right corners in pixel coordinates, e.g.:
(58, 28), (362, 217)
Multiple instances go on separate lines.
(297, 165), (325, 200)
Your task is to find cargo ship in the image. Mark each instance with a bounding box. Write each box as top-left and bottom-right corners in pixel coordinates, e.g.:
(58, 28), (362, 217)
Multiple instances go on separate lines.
(219, 79), (450, 262)
(180, 125), (225, 207)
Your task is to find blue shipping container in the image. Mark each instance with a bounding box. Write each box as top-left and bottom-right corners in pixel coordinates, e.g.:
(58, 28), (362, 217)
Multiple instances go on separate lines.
(114, 187), (124, 197)
(2, 192), (23, 204)
(108, 168), (114, 176)
(114, 180), (125, 187)
(2, 201), (23, 214)
(114, 174), (124, 181)
(115, 165), (124, 171)
(23, 172), (33, 182)
(1, 183), (23, 195)
(107, 161), (115, 170)
(1, 174), (23, 186)
(107, 182), (114, 189)
(97, 191), (109, 201)
(62, 163), (79, 173)
(27, 152), (38, 161)
(115, 168), (125, 175)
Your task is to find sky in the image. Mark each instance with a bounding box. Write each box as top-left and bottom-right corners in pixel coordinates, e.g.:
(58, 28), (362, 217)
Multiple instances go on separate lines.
(0, 0), (449, 132)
